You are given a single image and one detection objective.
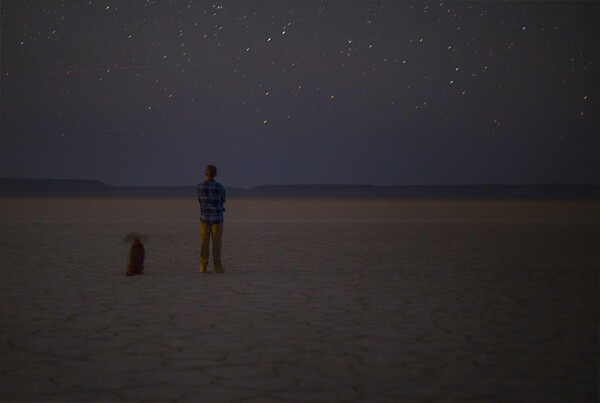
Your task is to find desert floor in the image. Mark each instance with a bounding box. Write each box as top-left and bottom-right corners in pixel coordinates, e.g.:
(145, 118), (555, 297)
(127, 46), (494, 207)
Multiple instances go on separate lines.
(0, 198), (598, 402)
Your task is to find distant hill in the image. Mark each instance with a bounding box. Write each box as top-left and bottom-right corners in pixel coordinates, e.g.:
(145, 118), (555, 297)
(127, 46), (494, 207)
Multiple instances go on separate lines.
(0, 178), (242, 198)
(0, 178), (187, 197)
(1, 178), (114, 195)
(1, 178), (113, 191)
(1, 178), (598, 199)
(247, 184), (600, 199)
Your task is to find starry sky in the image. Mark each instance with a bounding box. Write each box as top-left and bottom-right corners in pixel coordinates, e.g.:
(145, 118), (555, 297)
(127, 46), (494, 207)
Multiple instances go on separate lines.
(1, 1), (598, 188)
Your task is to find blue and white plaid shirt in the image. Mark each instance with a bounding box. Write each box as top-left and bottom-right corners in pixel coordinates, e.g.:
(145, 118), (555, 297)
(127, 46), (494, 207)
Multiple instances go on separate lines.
(197, 179), (226, 224)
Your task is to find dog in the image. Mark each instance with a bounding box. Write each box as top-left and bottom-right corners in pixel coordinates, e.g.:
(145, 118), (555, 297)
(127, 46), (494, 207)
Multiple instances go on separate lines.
(126, 234), (145, 276)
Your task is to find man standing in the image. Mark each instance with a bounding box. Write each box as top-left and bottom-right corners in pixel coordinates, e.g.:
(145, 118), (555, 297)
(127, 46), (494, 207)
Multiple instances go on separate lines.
(197, 165), (226, 273)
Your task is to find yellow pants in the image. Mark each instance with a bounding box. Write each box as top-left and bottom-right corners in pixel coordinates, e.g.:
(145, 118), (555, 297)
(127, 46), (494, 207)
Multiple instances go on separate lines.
(199, 222), (224, 270)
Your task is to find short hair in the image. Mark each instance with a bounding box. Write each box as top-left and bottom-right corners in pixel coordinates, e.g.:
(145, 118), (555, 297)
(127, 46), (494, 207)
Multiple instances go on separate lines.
(205, 165), (217, 178)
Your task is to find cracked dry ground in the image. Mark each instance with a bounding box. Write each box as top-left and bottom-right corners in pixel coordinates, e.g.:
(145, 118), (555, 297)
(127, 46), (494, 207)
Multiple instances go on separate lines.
(0, 199), (598, 402)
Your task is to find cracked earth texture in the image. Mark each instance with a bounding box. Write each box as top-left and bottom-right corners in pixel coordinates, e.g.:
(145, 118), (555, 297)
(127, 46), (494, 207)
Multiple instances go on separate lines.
(0, 198), (598, 402)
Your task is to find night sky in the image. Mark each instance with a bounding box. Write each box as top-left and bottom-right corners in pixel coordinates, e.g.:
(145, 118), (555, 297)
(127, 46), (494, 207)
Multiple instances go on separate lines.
(2, 1), (598, 188)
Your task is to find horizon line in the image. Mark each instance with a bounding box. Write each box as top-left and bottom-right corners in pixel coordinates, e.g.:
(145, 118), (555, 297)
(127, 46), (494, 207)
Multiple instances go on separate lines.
(1, 177), (599, 190)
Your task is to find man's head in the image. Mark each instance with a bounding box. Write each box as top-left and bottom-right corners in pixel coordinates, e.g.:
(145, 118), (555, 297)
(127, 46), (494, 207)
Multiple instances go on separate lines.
(205, 165), (217, 179)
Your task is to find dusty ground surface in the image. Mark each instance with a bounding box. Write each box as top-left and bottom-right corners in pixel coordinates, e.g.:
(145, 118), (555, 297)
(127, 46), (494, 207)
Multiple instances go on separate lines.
(0, 198), (598, 402)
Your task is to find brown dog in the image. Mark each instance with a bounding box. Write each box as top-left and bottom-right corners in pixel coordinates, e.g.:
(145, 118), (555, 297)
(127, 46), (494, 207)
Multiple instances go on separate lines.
(126, 237), (145, 276)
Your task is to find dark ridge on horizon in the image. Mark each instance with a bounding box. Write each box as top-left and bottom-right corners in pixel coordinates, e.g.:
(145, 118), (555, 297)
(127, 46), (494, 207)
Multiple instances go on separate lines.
(246, 183), (600, 199)
(1, 178), (113, 187)
(249, 183), (600, 190)
(1, 178), (599, 199)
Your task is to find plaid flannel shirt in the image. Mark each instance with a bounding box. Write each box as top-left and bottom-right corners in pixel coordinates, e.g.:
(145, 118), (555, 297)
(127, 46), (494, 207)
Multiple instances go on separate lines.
(197, 179), (226, 224)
